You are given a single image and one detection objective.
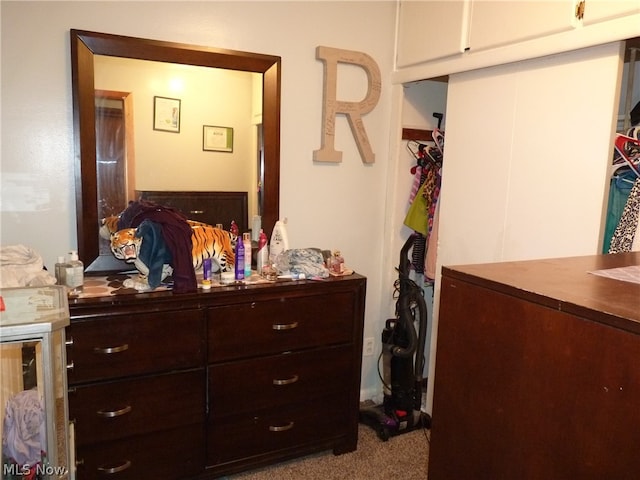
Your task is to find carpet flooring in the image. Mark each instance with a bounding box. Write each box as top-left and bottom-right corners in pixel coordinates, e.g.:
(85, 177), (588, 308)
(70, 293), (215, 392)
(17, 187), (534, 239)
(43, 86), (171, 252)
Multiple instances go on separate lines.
(223, 424), (430, 480)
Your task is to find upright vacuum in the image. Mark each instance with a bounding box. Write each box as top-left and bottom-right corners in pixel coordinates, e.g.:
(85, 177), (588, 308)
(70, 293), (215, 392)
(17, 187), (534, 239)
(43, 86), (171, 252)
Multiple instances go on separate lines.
(359, 234), (431, 441)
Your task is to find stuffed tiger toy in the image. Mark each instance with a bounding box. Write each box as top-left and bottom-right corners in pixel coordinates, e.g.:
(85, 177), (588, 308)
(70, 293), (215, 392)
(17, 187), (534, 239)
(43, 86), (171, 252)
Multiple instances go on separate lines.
(100, 214), (237, 291)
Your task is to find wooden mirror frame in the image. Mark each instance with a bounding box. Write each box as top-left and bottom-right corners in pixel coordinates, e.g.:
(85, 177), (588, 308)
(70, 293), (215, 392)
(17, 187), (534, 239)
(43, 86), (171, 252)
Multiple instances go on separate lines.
(70, 29), (281, 273)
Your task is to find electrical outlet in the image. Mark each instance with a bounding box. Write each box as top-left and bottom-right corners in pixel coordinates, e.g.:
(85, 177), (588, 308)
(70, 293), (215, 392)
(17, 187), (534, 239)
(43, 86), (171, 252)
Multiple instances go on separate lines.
(364, 337), (375, 356)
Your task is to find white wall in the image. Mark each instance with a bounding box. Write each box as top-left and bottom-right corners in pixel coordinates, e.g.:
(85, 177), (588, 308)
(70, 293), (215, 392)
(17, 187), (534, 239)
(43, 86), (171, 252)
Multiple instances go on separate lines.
(0, 1), (396, 399)
(95, 56), (257, 194)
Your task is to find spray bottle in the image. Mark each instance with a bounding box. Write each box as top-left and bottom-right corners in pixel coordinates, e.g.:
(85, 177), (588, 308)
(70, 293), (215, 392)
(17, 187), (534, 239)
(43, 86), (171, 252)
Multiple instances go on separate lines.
(234, 235), (245, 281)
(243, 232), (252, 278)
(257, 229), (269, 275)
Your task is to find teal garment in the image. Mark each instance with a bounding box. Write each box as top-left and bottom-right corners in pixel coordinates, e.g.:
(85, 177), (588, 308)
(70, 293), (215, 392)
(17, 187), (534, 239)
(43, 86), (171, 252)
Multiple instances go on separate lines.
(603, 168), (637, 253)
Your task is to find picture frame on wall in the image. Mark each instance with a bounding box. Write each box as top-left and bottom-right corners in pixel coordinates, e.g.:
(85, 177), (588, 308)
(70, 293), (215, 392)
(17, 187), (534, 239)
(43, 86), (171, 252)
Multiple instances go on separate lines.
(153, 96), (181, 133)
(203, 125), (234, 152)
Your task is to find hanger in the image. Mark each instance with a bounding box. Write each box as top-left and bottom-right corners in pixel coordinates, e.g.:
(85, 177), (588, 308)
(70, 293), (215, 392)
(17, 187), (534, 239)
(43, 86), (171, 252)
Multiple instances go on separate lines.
(613, 134), (640, 178)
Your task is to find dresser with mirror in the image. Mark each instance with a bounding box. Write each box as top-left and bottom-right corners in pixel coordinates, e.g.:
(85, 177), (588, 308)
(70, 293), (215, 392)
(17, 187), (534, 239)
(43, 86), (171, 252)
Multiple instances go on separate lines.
(68, 30), (366, 479)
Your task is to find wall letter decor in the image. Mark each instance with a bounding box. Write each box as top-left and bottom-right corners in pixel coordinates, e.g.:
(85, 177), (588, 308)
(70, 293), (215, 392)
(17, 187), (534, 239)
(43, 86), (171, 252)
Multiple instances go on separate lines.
(313, 46), (381, 164)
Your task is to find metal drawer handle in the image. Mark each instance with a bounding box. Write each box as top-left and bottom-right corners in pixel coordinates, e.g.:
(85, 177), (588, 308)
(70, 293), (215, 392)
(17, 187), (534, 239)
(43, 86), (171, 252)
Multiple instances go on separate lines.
(273, 374), (299, 386)
(65, 337), (74, 346)
(272, 322), (298, 331)
(93, 344), (129, 354)
(190, 210), (204, 214)
(97, 460), (132, 474)
(96, 405), (132, 418)
(66, 361), (74, 372)
(269, 421), (294, 432)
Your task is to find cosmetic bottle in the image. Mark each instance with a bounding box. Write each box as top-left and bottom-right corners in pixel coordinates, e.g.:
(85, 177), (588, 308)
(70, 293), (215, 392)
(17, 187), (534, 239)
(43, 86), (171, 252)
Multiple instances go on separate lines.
(235, 236), (245, 281)
(269, 219), (289, 265)
(243, 232), (252, 278)
(54, 256), (68, 286)
(257, 229), (269, 275)
(202, 258), (212, 290)
(230, 220), (239, 237)
(65, 250), (84, 296)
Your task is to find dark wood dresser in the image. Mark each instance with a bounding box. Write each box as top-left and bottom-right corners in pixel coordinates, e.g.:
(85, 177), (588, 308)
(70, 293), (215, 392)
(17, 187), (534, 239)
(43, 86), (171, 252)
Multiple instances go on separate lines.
(429, 252), (640, 480)
(66, 274), (366, 479)
(137, 191), (249, 233)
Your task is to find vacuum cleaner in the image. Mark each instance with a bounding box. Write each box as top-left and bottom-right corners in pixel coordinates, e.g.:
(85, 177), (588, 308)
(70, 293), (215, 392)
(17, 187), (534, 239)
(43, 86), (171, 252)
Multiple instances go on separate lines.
(359, 234), (431, 441)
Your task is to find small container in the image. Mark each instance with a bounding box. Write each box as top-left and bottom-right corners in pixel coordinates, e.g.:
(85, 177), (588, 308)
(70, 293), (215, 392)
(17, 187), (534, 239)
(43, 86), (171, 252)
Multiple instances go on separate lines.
(220, 271), (235, 284)
(261, 264), (278, 281)
(202, 258), (212, 290)
(330, 251), (345, 274)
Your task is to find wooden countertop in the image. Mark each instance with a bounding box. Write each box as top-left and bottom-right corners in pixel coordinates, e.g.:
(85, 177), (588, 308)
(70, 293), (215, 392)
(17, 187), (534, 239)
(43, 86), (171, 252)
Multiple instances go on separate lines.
(442, 252), (640, 334)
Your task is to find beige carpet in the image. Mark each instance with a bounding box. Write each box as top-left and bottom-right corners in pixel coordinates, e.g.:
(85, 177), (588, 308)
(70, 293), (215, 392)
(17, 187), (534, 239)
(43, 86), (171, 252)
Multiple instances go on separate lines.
(224, 424), (430, 480)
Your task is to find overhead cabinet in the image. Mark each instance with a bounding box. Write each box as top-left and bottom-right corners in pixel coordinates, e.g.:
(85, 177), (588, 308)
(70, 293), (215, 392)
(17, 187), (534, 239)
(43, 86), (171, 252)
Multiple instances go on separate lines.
(581, 0), (640, 25)
(396, 0), (470, 68)
(395, 0), (640, 75)
(467, 0), (578, 52)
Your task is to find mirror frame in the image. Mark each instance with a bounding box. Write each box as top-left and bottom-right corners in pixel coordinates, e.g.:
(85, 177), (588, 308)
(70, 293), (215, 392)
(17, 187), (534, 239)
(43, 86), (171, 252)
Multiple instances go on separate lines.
(70, 29), (281, 273)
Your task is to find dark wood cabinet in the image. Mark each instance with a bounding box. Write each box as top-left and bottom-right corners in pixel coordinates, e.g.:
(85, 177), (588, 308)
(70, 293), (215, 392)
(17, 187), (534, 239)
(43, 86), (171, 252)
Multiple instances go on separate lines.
(429, 252), (640, 480)
(67, 274), (366, 479)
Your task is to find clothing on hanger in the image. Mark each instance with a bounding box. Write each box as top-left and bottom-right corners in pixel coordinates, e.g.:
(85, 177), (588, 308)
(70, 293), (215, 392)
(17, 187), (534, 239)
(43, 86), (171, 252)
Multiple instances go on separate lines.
(608, 178), (640, 254)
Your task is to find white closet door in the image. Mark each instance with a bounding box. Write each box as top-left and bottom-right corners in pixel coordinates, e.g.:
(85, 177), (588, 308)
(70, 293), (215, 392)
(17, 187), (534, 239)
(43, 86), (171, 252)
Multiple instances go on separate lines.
(439, 42), (622, 267)
(426, 42), (623, 414)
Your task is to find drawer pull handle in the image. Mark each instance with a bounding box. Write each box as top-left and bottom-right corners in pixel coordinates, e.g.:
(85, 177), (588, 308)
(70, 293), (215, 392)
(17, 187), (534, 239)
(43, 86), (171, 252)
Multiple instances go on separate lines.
(97, 405), (132, 418)
(272, 322), (298, 331)
(273, 375), (299, 386)
(66, 361), (74, 372)
(97, 460), (132, 474)
(65, 337), (74, 347)
(190, 210), (204, 214)
(93, 344), (129, 354)
(269, 421), (294, 432)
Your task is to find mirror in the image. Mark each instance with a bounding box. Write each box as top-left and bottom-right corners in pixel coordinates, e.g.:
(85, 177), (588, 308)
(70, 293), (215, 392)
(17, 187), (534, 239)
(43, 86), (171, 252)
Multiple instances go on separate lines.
(71, 29), (281, 273)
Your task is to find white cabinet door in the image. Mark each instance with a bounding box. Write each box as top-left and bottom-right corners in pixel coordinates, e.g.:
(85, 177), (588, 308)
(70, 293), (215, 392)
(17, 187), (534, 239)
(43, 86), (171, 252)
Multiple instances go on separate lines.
(468, 0), (578, 52)
(396, 0), (470, 68)
(581, 0), (640, 25)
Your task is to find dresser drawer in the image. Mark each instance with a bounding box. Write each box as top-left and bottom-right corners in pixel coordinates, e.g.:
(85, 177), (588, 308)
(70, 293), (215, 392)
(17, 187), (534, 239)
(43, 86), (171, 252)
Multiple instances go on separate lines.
(206, 393), (349, 466)
(208, 292), (355, 361)
(75, 424), (204, 480)
(209, 345), (352, 417)
(67, 309), (205, 384)
(70, 369), (204, 446)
